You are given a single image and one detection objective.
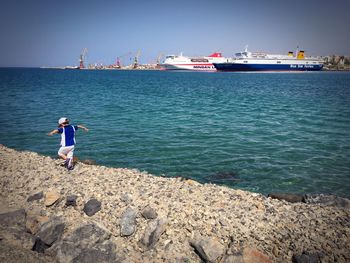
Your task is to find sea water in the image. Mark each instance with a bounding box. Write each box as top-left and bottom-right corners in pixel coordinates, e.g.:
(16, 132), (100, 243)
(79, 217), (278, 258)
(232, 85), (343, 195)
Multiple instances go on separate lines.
(0, 68), (349, 197)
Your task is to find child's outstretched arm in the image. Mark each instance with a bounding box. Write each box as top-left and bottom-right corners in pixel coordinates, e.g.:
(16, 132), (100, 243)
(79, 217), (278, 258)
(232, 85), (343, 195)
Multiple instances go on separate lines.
(47, 129), (59, 136)
(77, 125), (89, 132)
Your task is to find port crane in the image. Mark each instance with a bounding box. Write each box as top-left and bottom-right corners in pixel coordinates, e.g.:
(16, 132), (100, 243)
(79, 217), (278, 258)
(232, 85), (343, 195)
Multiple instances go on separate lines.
(133, 50), (141, 69)
(79, 48), (88, 69)
(116, 52), (132, 68)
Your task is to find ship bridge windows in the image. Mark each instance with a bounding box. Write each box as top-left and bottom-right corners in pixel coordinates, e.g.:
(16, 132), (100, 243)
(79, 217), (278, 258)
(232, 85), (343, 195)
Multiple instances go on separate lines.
(166, 55), (175, 59)
(191, 58), (209, 62)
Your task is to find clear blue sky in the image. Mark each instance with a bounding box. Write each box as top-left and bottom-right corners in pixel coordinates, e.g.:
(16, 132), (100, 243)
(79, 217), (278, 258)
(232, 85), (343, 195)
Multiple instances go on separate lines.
(0, 0), (349, 67)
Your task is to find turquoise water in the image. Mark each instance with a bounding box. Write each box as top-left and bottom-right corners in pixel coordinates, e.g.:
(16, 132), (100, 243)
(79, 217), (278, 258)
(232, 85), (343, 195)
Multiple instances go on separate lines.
(1, 68), (350, 197)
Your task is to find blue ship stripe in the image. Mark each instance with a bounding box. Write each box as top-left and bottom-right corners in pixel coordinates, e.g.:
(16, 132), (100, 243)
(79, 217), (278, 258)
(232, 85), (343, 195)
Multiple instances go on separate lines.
(213, 63), (323, 71)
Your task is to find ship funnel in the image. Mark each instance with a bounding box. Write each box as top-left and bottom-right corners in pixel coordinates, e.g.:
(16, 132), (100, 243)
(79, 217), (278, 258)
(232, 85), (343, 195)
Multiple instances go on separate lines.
(297, 50), (305, 59)
(208, 52), (222, 57)
(288, 51), (294, 57)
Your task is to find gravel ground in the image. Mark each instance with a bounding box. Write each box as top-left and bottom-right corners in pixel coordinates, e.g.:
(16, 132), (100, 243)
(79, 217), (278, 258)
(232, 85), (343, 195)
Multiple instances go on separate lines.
(0, 145), (349, 262)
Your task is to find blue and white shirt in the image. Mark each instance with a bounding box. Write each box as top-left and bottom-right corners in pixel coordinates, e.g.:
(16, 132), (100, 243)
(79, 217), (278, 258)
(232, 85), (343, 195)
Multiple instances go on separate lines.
(58, 125), (79, 147)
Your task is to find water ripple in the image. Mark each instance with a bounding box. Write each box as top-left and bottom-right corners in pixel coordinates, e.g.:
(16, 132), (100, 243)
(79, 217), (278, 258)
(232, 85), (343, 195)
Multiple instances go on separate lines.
(1, 69), (350, 197)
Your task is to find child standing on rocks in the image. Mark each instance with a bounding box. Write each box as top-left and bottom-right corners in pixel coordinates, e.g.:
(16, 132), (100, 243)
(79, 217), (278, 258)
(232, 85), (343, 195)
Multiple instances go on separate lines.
(48, 117), (89, 170)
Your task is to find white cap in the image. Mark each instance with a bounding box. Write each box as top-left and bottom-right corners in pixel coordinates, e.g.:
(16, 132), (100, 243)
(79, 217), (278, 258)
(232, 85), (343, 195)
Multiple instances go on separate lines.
(58, 117), (69, 125)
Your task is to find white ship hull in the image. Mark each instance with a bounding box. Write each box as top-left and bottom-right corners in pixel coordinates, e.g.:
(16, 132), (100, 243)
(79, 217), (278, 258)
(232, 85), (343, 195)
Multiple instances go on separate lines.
(161, 63), (217, 71)
(160, 53), (226, 71)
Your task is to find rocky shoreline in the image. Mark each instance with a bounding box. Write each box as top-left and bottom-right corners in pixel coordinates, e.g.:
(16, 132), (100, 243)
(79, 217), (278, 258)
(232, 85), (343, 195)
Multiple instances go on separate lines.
(0, 145), (349, 262)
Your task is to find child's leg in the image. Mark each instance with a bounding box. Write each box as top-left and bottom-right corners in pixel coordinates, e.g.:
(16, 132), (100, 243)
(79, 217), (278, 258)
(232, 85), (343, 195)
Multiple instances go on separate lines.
(58, 146), (74, 161)
(67, 147), (74, 159)
(58, 147), (68, 160)
(66, 147), (75, 169)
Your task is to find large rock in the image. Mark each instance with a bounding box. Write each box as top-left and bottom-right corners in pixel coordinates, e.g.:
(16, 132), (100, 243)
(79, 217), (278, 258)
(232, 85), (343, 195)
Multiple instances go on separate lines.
(1, 228), (36, 251)
(139, 218), (167, 250)
(268, 193), (303, 203)
(292, 251), (323, 263)
(303, 194), (350, 208)
(120, 207), (138, 236)
(0, 206), (34, 250)
(64, 222), (111, 245)
(69, 241), (121, 263)
(190, 235), (225, 263)
(55, 222), (126, 263)
(0, 209), (26, 229)
(83, 199), (101, 216)
(33, 217), (65, 253)
(0, 238), (55, 263)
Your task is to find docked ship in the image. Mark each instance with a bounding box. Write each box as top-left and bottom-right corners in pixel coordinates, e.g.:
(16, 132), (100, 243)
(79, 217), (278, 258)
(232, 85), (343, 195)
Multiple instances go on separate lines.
(160, 52), (226, 71)
(213, 47), (323, 72)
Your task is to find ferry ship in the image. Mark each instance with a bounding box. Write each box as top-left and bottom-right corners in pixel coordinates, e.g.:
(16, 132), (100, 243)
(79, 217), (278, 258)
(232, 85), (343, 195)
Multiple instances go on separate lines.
(213, 47), (323, 72)
(160, 52), (226, 71)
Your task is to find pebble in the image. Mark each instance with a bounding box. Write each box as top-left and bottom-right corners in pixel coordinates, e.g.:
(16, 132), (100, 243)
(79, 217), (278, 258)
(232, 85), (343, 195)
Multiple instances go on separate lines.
(83, 199), (101, 216)
(120, 207), (138, 237)
(44, 191), (60, 207)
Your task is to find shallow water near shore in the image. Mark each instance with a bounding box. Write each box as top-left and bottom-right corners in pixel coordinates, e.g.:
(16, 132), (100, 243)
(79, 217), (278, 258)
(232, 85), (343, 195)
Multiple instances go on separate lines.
(0, 68), (349, 197)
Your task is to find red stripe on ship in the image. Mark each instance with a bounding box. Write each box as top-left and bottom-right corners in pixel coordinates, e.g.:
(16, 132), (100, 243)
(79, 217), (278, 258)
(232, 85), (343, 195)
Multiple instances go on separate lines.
(170, 64), (214, 66)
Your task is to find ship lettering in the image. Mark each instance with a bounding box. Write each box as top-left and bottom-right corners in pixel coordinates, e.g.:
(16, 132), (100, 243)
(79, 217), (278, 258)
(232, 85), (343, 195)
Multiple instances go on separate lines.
(193, 66), (211, 69)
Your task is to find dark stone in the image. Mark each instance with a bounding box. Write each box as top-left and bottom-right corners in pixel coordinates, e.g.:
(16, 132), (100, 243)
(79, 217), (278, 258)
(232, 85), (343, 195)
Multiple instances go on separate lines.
(0, 209), (26, 229)
(292, 251), (323, 263)
(55, 223), (125, 263)
(120, 207), (138, 236)
(303, 194), (350, 208)
(72, 242), (120, 263)
(65, 195), (78, 207)
(141, 206), (158, 220)
(36, 217), (65, 247)
(66, 223), (111, 244)
(140, 218), (167, 250)
(27, 191), (44, 202)
(268, 193), (304, 203)
(32, 237), (50, 253)
(83, 199), (101, 216)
